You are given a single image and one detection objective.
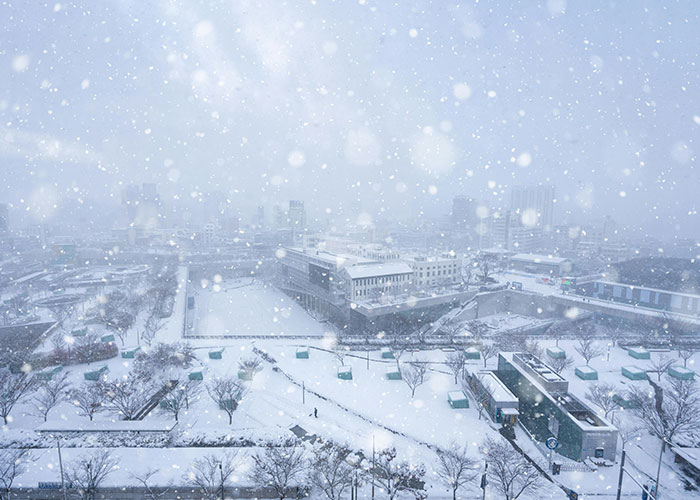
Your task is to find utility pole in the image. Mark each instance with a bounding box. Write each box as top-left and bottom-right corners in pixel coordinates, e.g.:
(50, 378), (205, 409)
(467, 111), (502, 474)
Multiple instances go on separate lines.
(654, 440), (665, 499)
(302, 381), (305, 405)
(56, 437), (67, 500)
(615, 449), (625, 500)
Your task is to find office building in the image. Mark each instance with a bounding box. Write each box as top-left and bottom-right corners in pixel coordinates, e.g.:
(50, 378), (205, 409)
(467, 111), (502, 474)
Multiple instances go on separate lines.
(510, 185), (555, 229)
(404, 253), (460, 288)
(451, 195), (475, 230)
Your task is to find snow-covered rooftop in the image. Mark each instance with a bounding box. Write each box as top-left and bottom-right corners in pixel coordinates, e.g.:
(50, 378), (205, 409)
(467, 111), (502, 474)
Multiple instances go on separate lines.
(511, 253), (571, 265)
(345, 262), (414, 279)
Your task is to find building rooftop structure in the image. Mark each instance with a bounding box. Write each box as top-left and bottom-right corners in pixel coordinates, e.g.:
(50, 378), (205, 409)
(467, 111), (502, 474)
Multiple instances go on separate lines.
(476, 371), (519, 404)
(344, 262), (414, 279)
(501, 352), (615, 432)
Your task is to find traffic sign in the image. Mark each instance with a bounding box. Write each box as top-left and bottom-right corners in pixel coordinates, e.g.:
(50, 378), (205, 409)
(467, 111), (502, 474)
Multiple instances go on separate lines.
(546, 437), (559, 450)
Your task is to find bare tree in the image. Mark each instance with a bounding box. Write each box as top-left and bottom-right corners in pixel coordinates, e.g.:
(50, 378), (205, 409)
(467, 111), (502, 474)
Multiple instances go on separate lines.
(445, 351), (466, 384)
(131, 469), (171, 500)
(435, 445), (478, 500)
(65, 449), (118, 500)
(475, 254), (496, 284)
(649, 354), (675, 381)
(185, 452), (238, 500)
(103, 376), (155, 420)
(598, 318), (624, 347)
(370, 447), (426, 500)
(467, 320), (490, 340)
(0, 370), (35, 425)
(250, 445), (307, 500)
(32, 371), (71, 422)
(628, 377), (700, 446)
(678, 346), (696, 368)
(71, 382), (108, 421)
(440, 322), (464, 345)
(238, 357), (264, 379)
(142, 315), (165, 346)
(546, 321), (568, 347)
(616, 419), (641, 449)
(308, 442), (356, 500)
(574, 336), (603, 366)
(523, 340), (543, 359)
(47, 302), (74, 330)
(585, 383), (620, 419)
(402, 363), (429, 398)
(480, 343), (499, 369)
(482, 437), (542, 500)
(0, 449), (30, 499)
(207, 376), (246, 425)
(160, 379), (200, 422)
(548, 356), (574, 375)
(332, 345), (349, 366)
(640, 316), (670, 347)
(387, 329), (410, 371)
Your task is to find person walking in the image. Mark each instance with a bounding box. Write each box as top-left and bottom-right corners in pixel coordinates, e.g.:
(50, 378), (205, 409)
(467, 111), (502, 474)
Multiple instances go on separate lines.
(314, 407), (318, 418)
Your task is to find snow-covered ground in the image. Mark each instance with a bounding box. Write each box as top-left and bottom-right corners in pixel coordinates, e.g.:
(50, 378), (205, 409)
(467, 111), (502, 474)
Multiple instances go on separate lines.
(8, 271), (700, 500)
(191, 278), (329, 337)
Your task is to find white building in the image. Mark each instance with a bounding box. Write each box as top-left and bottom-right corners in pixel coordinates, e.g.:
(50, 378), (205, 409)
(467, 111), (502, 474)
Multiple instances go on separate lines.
(404, 253), (460, 288)
(343, 262), (414, 300)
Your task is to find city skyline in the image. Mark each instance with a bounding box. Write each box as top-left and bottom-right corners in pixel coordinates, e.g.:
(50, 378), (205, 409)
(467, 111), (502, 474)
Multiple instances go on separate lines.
(1, 1), (698, 239)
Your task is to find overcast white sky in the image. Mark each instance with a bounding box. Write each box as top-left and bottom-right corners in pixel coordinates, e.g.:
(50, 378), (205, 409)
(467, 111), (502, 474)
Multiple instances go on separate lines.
(1, 1), (698, 237)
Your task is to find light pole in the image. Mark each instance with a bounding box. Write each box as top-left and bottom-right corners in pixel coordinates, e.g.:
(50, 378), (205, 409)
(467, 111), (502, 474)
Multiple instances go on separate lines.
(371, 435), (375, 500)
(56, 437), (67, 500)
(219, 462), (224, 500)
(480, 461), (488, 500)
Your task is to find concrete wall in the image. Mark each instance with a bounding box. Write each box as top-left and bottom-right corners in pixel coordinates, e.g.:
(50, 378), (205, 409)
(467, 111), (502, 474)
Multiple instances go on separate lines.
(454, 290), (573, 323)
(11, 485), (303, 500)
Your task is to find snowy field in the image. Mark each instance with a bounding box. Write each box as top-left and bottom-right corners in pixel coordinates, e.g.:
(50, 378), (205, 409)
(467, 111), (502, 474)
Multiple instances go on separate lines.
(191, 279), (328, 337)
(8, 268), (700, 500)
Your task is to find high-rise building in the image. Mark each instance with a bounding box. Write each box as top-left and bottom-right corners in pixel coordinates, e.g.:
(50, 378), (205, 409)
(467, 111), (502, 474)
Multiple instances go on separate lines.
(288, 200), (306, 229)
(510, 185), (555, 229)
(0, 203), (8, 233)
(120, 183), (160, 230)
(451, 195), (475, 230)
(256, 205), (265, 228)
(485, 210), (543, 252)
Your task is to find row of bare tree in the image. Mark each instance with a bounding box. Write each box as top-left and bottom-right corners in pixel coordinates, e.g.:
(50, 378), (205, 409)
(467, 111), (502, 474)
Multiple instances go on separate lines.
(0, 436), (543, 500)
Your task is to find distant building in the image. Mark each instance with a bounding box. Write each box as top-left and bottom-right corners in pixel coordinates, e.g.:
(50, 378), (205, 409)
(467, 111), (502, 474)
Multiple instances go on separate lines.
(0, 203), (8, 233)
(497, 353), (618, 462)
(451, 195), (475, 230)
(486, 211), (543, 253)
(346, 244), (402, 261)
(404, 253), (460, 288)
(120, 183), (160, 231)
(256, 205), (265, 228)
(288, 200), (306, 229)
(509, 253), (572, 276)
(510, 184), (555, 229)
(574, 280), (700, 316)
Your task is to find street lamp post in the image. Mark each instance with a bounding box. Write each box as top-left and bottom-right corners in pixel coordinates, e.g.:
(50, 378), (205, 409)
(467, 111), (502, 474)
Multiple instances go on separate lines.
(219, 463), (224, 500)
(56, 437), (68, 500)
